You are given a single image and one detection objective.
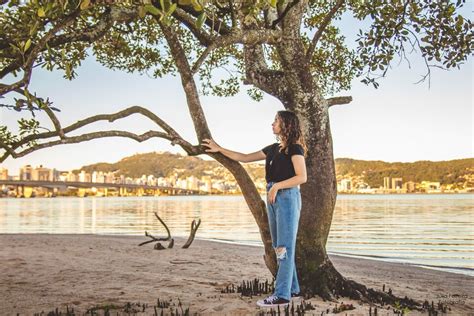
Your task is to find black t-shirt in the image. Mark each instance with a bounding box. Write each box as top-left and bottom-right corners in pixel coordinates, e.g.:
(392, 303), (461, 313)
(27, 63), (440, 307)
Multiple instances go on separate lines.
(261, 142), (305, 183)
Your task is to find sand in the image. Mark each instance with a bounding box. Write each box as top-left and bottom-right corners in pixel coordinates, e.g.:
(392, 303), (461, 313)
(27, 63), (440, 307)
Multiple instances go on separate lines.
(0, 234), (472, 315)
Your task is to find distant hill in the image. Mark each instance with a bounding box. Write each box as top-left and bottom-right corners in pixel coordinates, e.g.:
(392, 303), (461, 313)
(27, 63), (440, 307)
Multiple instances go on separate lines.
(76, 152), (473, 186)
(335, 157), (473, 186)
(75, 151), (221, 178)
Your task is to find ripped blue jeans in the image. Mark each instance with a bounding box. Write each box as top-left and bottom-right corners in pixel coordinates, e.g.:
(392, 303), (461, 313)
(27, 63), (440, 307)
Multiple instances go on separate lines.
(266, 181), (302, 301)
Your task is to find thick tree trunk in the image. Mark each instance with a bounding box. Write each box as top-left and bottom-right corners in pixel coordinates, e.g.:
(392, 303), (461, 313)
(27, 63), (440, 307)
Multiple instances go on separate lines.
(296, 104), (339, 299)
(273, 33), (421, 311)
(271, 24), (340, 297)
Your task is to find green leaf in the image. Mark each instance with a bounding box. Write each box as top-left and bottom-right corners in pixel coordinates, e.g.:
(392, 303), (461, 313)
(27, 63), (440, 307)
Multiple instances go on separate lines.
(196, 12), (206, 29)
(144, 4), (161, 16)
(191, 0), (202, 11)
(447, 5), (455, 15)
(160, 14), (169, 25)
(178, 0), (192, 4)
(23, 39), (31, 52)
(270, 0), (277, 8)
(37, 7), (45, 17)
(168, 3), (177, 15)
(29, 21), (40, 36)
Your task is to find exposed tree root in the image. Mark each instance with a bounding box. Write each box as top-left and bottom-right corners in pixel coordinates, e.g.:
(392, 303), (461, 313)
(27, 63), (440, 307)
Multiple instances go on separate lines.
(302, 257), (424, 312)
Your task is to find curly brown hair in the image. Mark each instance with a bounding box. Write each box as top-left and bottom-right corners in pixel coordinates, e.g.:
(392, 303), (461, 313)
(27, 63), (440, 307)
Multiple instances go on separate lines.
(275, 110), (308, 157)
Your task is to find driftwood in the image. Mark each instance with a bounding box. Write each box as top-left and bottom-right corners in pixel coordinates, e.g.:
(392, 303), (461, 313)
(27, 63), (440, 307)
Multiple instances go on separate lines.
(182, 219), (201, 249)
(154, 242), (167, 250)
(138, 212), (173, 248)
(139, 212), (200, 250)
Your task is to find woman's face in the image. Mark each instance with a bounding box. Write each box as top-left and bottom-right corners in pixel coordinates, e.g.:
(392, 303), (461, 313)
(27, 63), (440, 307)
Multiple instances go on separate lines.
(272, 115), (282, 135)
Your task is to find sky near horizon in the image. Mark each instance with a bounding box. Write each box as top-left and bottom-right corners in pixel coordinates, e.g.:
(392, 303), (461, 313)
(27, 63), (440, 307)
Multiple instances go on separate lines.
(0, 9), (473, 175)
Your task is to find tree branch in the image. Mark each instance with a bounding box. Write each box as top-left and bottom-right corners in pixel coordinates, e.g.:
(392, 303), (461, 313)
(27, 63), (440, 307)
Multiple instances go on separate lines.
(159, 21), (212, 141)
(326, 96), (352, 107)
(271, 0), (301, 28)
(4, 130), (170, 160)
(306, 0), (345, 61)
(9, 87), (66, 139)
(0, 6), (140, 80)
(172, 7), (214, 46)
(175, 3), (231, 36)
(191, 29), (283, 73)
(242, 43), (290, 104)
(0, 12), (78, 95)
(0, 105), (200, 162)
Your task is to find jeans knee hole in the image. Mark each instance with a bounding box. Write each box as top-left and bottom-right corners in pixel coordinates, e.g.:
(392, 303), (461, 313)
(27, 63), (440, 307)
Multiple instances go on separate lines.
(275, 247), (287, 260)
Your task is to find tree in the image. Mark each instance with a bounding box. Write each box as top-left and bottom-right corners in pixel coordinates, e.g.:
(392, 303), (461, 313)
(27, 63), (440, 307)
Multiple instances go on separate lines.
(1, 0), (472, 309)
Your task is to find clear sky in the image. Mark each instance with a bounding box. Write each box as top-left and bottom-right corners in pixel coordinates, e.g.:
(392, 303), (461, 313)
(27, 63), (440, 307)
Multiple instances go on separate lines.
(1, 9), (472, 175)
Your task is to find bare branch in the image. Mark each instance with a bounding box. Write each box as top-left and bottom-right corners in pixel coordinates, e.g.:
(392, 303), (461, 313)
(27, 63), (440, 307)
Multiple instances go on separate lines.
(306, 0), (345, 61)
(9, 106), (184, 150)
(5, 130), (171, 160)
(0, 105), (200, 162)
(42, 103), (65, 139)
(404, 28), (433, 87)
(326, 96), (352, 107)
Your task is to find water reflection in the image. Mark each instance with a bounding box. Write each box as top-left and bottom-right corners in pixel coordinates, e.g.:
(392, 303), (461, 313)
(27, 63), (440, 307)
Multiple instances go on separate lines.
(0, 194), (472, 276)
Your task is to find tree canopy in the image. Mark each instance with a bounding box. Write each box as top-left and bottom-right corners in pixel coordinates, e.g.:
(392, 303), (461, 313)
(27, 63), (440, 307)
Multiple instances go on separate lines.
(0, 0), (472, 161)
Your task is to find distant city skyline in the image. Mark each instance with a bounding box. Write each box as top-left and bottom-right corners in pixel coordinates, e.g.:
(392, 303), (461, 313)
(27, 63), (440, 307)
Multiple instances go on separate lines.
(3, 157), (471, 196)
(1, 10), (472, 172)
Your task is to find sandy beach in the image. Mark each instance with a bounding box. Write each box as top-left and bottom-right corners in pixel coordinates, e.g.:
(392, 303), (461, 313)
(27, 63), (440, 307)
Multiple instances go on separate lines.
(0, 234), (472, 315)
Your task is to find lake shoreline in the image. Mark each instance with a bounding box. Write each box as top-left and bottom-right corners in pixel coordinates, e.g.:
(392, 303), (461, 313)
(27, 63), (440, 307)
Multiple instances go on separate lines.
(196, 236), (474, 277)
(1, 234), (472, 315)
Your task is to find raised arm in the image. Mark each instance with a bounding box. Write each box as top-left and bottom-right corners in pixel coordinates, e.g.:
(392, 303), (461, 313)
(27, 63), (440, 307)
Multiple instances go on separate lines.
(201, 138), (265, 162)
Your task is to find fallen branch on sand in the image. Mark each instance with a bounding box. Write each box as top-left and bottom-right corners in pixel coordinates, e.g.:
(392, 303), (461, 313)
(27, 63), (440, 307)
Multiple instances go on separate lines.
(138, 212), (201, 250)
(182, 218), (201, 249)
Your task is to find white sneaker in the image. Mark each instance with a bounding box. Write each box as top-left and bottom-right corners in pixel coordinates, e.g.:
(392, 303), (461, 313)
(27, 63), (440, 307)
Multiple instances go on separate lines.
(256, 294), (290, 307)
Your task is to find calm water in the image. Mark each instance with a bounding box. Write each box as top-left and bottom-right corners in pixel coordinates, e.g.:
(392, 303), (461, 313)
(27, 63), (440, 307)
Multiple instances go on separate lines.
(0, 194), (472, 276)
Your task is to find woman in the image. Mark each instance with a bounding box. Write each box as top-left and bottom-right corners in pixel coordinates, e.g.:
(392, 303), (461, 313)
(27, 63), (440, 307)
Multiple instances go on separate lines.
(201, 110), (307, 308)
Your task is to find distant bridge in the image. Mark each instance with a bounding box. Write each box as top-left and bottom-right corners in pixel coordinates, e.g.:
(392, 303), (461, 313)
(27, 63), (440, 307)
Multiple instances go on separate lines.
(0, 180), (202, 197)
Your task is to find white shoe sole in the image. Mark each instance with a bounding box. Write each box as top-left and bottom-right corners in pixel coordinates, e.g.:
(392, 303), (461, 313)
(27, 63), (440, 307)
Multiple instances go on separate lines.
(256, 300), (290, 308)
